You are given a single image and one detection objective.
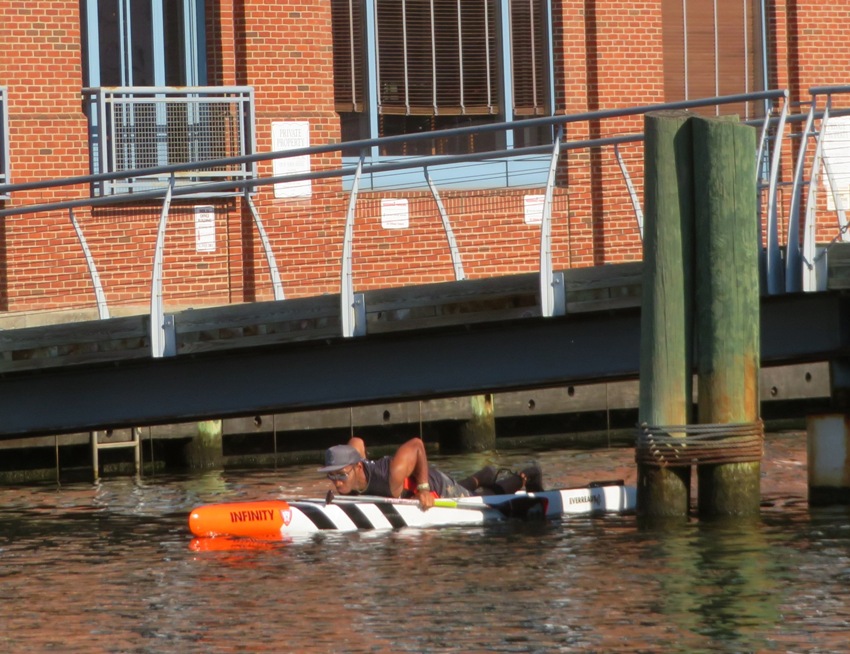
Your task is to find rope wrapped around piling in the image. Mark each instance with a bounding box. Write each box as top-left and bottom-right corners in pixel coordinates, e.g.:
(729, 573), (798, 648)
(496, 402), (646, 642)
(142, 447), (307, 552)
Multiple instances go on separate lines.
(635, 420), (764, 467)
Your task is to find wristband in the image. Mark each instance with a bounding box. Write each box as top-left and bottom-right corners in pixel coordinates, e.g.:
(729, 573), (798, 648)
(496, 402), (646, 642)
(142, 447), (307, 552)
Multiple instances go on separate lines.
(416, 482), (431, 493)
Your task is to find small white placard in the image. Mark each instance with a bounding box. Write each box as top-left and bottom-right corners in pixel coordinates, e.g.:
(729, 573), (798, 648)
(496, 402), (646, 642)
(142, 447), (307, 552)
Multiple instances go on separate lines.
(195, 205), (216, 252)
(524, 194), (545, 225)
(822, 115), (850, 212)
(272, 121), (312, 199)
(381, 198), (409, 229)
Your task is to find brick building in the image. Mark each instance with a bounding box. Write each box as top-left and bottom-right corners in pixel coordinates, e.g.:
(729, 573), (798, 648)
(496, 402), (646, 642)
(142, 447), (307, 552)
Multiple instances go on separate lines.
(0, 1), (847, 324)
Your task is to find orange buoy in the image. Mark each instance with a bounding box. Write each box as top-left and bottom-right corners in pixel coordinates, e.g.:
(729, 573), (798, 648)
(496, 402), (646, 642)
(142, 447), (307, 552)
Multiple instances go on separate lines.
(188, 500), (292, 539)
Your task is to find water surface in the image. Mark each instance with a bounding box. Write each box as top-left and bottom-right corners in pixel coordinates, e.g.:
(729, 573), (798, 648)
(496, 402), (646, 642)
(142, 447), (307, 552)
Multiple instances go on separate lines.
(1, 432), (848, 653)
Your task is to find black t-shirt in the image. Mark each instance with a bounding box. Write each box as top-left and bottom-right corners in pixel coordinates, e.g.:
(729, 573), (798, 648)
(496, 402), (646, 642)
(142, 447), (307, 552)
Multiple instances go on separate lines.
(360, 456), (466, 497)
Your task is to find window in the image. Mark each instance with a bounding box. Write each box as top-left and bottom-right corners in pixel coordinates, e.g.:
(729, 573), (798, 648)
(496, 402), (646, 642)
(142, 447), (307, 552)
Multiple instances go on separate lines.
(662, 0), (766, 118)
(83, 0), (207, 88)
(332, 0), (553, 158)
(81, 1), (253, 193)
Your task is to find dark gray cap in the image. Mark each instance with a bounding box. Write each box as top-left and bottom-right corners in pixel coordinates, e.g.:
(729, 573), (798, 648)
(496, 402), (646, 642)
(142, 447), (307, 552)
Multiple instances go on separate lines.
(317, 444), (363, 472)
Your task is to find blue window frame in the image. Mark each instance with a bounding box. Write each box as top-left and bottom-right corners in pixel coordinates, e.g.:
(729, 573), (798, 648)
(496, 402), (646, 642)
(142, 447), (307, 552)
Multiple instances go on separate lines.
(331, 0), (555, 190)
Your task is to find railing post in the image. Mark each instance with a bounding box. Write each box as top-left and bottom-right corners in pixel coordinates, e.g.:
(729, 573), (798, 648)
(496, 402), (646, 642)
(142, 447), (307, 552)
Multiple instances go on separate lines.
(764, 91), (788, 295)
(614, 143), (644, 240)
(244, 191), (285, 300)
(151, 175), (175, 357)
(69, 208), (110, 320)
(539, 126), (564, 317)
(424, 167), (465, 281)
(802, 93), (831, 292)
(341, 155), (366, 337)
(786, 99), (817, 292)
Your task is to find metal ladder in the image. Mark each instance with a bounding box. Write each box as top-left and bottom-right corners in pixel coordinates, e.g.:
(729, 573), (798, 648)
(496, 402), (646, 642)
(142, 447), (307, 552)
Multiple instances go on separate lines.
(91, 428), (141, 480)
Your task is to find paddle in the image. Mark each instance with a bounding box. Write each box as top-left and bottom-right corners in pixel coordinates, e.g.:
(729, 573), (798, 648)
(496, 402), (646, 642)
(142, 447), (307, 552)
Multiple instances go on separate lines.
(317, 492), (548, 520)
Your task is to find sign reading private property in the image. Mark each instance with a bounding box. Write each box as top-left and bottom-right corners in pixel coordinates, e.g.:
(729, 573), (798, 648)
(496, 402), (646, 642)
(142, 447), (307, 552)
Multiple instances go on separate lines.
(272, 121), (312, 199)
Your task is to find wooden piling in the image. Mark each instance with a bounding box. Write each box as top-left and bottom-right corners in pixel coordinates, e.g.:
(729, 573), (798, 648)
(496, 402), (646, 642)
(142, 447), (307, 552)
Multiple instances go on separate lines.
(185, 419), (224, 470)
(637, 111), (695, 518)
(692, 116), (761, 516)
(458, 393), (496, 452)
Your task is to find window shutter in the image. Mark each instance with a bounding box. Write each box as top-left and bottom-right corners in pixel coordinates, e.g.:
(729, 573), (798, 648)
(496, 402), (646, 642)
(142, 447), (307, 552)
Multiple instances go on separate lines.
(662, 0), (763, 118)
(512, 0), (549, 117)
(332, 0), (365, 113)
(376, 0), (499, 116)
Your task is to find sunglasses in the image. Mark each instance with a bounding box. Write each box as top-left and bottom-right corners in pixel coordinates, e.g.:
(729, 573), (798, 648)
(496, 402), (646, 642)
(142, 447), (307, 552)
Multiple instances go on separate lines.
(327, 465), (355, 482)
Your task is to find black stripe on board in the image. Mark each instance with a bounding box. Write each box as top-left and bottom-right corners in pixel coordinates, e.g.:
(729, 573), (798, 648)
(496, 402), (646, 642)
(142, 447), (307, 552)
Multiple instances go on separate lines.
(292, 503), (339, 530)
(336, 503), (376, 530)
(375, 504), (407, 529)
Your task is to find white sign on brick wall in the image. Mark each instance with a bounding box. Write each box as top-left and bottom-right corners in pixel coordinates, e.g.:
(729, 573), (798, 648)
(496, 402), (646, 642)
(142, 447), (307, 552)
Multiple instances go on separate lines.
(822, 115), (850, 213)
(381, 198), (409, 229)
(195, 205), (216, 252)
(524, 194), (545, 225)
(272, 121), (312, 199)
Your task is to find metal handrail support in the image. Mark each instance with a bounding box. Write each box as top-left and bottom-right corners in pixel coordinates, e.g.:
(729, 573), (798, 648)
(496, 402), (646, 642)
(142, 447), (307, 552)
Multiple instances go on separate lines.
(424, 167), (466, 281)
(151, 176), (175, 357)
(341, 156), (366, 337)
(243, 190), (285, 300)
(614, 143), (644, 240)
(764, 90), (789, 295)
(802, 93), (831, 292)
(786, 101), (817, 293)
(69, 208), (110, 320)
(540, 126), (565, 318)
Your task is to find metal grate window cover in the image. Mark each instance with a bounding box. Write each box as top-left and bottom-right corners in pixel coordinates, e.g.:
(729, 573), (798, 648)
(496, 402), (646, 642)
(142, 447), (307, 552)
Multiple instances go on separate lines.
(87, 87), (256, 195)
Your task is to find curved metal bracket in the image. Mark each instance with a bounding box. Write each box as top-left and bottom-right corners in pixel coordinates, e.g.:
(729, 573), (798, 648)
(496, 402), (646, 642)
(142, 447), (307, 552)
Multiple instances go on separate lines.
(151, 176), (174, 357)
(786, 100), (817, 293)
(341, 155), (366, 337)
(803, 96), (831, 292)
(244, 190), (285, 300)
(424, 167), (465, 281)
(614, 143), (643, 241)
(540, 126), (564, 317)
(69, 208), (110, 320)
(765, 92), (789, 295)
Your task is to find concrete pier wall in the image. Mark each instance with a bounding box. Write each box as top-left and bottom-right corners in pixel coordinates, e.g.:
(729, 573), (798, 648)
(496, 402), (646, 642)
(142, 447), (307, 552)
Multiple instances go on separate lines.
(0, 362), (828, 483)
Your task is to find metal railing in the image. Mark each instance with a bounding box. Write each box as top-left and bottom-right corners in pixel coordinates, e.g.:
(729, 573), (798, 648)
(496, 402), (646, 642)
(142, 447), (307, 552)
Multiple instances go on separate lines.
(2, 87), (850, 354)
(0, 86), (9, 199)
(790, 86), (850, 292)
(83, 86), (256, 196)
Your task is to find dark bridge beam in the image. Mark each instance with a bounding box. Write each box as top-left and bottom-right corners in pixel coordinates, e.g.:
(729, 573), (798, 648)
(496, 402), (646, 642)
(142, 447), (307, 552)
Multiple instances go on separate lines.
(0, 292), (847, 440)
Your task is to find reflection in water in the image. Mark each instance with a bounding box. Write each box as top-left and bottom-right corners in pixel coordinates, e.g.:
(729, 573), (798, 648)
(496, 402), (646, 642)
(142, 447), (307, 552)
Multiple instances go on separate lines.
(1, 433), (849, 652)
(634, 518), (782, 651)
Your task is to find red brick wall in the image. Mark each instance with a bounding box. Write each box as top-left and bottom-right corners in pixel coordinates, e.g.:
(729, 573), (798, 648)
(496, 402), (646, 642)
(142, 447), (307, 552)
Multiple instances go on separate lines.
(0, 0), (846, 321)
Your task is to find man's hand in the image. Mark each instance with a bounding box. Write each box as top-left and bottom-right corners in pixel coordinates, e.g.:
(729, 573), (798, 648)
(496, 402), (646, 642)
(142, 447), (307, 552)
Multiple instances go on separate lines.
(417, 489), (435, 510)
